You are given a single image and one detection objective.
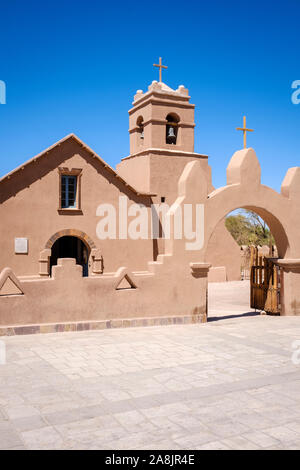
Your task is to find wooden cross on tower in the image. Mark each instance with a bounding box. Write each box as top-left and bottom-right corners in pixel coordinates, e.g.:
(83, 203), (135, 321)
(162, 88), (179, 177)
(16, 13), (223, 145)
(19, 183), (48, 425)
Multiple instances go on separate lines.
(236, 116), (254, 149)
(153, 57), (168, 83)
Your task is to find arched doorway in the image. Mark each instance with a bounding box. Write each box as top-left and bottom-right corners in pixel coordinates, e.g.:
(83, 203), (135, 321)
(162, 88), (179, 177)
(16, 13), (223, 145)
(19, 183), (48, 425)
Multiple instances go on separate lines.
(40, 229), (101, 278)
(50, 236), (89, 277)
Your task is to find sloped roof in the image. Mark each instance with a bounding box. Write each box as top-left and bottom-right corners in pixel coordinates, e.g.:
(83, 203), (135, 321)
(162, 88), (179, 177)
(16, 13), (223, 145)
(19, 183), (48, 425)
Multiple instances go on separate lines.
(0, 134), (155, 197)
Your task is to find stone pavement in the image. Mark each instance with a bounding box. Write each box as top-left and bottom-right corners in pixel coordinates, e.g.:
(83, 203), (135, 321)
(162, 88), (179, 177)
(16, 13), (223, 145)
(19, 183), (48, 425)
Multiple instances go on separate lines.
(0, 281), (300, 450)
(208, 280), (257, 320)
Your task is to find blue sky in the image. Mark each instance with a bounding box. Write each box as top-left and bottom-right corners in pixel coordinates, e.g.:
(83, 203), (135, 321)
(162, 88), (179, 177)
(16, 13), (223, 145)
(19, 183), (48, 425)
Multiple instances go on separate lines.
(0, 0), (299, 192)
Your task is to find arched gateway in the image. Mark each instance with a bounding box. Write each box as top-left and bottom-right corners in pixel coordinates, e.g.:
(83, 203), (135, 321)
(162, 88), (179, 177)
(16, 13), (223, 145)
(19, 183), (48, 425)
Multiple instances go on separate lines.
(166, 147), (300, 317)
(204, 149), (293, 260)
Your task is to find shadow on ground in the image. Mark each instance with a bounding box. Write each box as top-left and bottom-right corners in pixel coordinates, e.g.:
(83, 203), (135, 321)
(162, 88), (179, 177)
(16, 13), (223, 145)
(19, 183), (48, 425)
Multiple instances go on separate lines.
(208, 311), (260, 322)
(208, 281), (258, 323)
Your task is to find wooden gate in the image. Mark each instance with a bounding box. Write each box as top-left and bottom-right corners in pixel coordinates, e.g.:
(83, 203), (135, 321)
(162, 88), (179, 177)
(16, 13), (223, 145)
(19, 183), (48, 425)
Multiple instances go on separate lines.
(250, 248), (281, 314)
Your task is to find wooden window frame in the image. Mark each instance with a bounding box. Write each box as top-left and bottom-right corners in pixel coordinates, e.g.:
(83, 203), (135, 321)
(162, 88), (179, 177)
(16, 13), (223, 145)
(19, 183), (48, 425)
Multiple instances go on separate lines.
(61, 175), (77, 208)
(58, 168), (82, 214)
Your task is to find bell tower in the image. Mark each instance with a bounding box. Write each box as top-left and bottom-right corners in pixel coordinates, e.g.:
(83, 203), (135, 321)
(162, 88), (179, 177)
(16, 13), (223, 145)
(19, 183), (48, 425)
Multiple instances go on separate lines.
(128, 80), (195, 155)
(117, 76), (209, 203)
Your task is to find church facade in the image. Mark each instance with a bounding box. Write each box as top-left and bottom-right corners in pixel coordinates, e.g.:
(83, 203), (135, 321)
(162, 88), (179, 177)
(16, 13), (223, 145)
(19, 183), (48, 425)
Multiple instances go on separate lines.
(0, 79), (240, 284)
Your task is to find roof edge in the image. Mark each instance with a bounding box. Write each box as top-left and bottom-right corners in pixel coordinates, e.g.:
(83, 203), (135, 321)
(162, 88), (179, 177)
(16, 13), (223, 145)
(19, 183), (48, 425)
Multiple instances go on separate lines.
(0, 133), (156, 197)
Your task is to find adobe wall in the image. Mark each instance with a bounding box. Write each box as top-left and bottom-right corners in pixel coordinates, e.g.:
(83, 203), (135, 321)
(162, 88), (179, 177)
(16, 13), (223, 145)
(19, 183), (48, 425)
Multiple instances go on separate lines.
(206, 219), (241, 282)
(117, 152), (210, 204)
(0, 256), (208, 331)
(118, 152), (241, 282)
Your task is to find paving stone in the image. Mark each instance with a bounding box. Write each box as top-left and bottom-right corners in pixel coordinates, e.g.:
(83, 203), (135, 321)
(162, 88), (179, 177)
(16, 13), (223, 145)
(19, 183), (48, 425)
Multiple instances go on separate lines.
(262, 425), (300, 445)
(0, 422), (23, 449)
(4, 405), (40, 420)
(223, 435), (259, 450)
(12, 415), (48, 432)
(174, 431), (219, 449)
(196, 440), (232, 450)
(1, 281), (300, 449)
(21, 426), (64, 450)
(244, 430), (281, 449)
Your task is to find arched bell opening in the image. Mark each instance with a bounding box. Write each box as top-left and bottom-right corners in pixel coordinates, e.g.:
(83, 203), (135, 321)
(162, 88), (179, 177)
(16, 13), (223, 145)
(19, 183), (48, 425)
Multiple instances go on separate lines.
(136, 116), (144, 146)
(166, 113), (179, 145)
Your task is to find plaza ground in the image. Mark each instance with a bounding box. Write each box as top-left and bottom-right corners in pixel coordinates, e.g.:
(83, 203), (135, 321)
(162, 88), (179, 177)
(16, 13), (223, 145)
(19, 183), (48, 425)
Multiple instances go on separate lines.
(1, 281), (300, 450)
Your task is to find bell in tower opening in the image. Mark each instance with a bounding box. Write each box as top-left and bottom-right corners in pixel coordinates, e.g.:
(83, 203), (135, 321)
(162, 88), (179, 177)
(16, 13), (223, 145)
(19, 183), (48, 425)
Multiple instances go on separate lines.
(166, 113), (179, 145)
(137, 116), (144, 143)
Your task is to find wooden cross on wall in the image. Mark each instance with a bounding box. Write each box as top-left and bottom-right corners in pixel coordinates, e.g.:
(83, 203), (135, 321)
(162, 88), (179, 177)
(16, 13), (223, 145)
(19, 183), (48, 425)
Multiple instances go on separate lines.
(236, 116), (254, 149)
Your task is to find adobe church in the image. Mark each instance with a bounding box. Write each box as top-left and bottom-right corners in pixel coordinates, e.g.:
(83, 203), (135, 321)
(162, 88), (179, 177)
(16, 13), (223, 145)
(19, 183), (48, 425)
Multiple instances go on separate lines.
(0, 70), (240, 282)
(1, 61), (300, 334)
